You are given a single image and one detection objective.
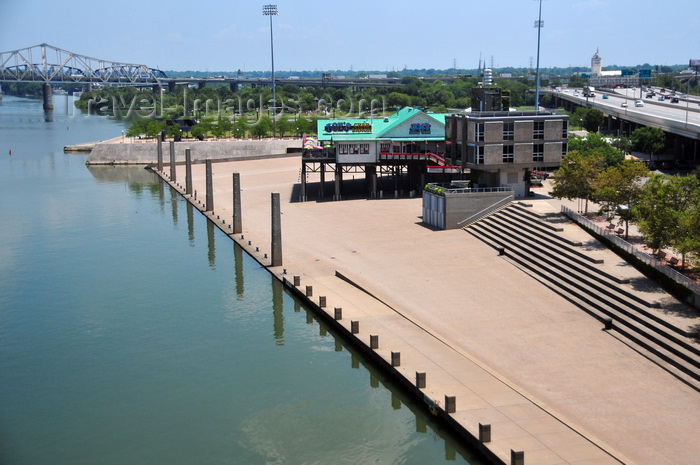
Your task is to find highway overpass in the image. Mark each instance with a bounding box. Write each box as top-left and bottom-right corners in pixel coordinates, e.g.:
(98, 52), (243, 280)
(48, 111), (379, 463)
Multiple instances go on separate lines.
(549, 88), (699, 160)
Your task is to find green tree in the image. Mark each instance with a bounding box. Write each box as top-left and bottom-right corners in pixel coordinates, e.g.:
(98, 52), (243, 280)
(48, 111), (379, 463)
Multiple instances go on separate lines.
(387, 92), (412, 109)
(276, 117), (292, 138)
(190, 124), (206, 140)
(610, 136), (633, 155)
(549, 150), (605, 213)
(217, 118), (233, 138)
(583, 108), (604, 133)
(636, 174), (700, 267)
(570, 107), (588, 130)
(568, 133), (624, 167)
(250, 116), (272, 139)
(631, 127), (665, 162)
(592, 159), (649, 238)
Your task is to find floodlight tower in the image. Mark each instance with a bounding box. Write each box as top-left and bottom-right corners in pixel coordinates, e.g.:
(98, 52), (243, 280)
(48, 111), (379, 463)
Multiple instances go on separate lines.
(263, 4), (278, 137)
(534, 0), (544, 113)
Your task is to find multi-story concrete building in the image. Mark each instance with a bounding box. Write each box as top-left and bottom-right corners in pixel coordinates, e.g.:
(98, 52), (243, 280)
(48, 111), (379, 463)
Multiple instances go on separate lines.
(445, 110), (569, 197)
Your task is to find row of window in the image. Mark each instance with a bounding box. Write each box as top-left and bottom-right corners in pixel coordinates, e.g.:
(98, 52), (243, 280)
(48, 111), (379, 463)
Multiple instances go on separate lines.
(475, 121), (568, 142)
(338, 143), (370, 155)
(468, 143), (567, 164)
(500, 142), (566, 163)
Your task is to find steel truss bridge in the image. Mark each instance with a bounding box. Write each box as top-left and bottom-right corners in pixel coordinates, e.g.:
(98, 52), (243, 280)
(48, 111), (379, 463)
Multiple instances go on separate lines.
(0, 43), (167, 85)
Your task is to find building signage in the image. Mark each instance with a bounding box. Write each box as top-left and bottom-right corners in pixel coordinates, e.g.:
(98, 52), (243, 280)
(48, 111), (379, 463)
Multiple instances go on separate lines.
(324, 122), (372, 133)
(409, 122), (431, 134)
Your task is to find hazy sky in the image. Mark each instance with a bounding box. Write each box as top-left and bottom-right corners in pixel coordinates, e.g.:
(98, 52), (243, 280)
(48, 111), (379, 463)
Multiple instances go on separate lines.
(1, 0), (697, 72)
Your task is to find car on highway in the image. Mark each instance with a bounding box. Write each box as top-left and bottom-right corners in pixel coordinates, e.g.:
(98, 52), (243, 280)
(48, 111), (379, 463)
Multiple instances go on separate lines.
(658, 96), (666, 101)
(602, 94), (609, 99)
(621, 102), (628, 107)
(670, 97), (679, 103)
(635, 100), (644, 107)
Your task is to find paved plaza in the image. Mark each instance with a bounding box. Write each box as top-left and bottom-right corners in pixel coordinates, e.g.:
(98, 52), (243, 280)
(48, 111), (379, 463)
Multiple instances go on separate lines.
(161, 155), (699, 465)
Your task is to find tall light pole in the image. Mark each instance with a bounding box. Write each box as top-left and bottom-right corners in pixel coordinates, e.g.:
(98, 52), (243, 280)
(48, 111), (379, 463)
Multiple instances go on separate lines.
(263, 4), (278, 138)
(534, 0), (544, 113)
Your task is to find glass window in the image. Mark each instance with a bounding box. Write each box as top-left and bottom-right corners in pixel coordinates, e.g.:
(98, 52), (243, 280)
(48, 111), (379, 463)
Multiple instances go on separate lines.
(502, 145), (514, 163)
(476, 123), (484, 142)
(533, 121), (544, 139)
(562, 120), (568, 139)
(503, 121), (514, 141)
(476, 146), (484, 164)
(533, 143), (544, 162)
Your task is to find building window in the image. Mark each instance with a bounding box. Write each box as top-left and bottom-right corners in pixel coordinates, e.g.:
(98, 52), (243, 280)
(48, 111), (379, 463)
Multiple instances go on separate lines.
(476, 123), (484, 142)
(533, 121), (544, 140)
(533, 143), (544, 162)
(339, 143), (369, 155)
(562, 120), (568, 139)
(476, 146), (484, 164)
(502, 145), (514, 163)
(380, 142), (391, 153)
(502, 121), (514, 141)
(562, 142), (568, 157)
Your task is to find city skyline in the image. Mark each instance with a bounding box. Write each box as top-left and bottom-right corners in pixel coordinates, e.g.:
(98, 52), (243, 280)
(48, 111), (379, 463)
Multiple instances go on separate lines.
(1, 0), (697, 73)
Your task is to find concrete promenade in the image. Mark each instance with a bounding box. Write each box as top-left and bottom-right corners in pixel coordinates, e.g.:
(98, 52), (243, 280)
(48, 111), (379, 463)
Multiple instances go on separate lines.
(156, 155), (699, 465)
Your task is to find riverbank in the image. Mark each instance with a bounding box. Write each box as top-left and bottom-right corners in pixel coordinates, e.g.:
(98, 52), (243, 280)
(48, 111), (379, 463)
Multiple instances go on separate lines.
(76, 137), (302, 165)
(146, 154), (699, 465)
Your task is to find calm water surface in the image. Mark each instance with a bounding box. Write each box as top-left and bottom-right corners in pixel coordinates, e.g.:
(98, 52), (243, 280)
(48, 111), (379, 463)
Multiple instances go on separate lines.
(0, 95), (485, 464)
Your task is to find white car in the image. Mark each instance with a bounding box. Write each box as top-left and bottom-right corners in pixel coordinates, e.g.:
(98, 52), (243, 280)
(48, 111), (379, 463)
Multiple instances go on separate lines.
(621, 102), (628, 107)
(635, 100), (644, 107)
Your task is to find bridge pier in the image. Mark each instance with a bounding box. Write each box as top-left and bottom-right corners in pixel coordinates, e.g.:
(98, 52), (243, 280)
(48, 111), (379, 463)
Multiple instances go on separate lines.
(168, 81), (176, 93)
(42, 83), (54, 113)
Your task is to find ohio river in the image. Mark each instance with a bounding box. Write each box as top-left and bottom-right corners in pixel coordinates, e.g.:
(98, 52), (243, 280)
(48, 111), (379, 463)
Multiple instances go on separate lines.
(0, 94), (485, 465)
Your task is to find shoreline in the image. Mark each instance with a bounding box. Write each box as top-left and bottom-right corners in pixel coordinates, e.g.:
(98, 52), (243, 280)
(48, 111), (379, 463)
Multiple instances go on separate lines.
(145, 155), (700, 465)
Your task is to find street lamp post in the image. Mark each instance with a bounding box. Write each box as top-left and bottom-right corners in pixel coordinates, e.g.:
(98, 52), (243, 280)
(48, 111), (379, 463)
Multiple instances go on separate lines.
(533, 0), (544, 113)
(263, 4), (278, 138)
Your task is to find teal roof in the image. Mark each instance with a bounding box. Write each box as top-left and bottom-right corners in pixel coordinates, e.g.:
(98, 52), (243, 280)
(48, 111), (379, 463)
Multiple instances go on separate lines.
(317, 107), (447, 142)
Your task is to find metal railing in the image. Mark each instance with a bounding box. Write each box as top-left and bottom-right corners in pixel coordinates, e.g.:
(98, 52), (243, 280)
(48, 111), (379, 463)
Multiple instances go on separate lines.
(561, 206), (700, 295)
(457, 194), (514, 227)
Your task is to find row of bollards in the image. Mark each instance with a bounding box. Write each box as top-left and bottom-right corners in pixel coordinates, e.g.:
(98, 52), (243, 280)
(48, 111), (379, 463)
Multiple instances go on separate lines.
(294, 275), (525, 465)
(167, 152), (279, 267)
(154, 153), (527, 465)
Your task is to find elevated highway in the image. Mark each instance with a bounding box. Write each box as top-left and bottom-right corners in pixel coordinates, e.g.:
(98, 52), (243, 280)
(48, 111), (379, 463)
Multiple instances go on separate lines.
(550, 88), (700, 159)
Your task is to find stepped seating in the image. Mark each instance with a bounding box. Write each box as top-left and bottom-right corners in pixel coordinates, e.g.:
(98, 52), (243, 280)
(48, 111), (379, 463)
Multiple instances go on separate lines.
(464, 203), (700, 391)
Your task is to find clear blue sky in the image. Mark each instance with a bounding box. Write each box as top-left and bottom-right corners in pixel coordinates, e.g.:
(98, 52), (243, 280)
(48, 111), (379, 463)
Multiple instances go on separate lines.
(1, 0), (697, 72)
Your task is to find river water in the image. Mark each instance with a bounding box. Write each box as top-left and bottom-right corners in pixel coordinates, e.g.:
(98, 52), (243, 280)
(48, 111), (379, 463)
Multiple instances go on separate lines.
(0, 94), (485, 465)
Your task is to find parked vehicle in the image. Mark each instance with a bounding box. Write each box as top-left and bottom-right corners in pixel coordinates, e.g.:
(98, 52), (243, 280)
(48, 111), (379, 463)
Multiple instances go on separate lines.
(659, 160), (675, 170)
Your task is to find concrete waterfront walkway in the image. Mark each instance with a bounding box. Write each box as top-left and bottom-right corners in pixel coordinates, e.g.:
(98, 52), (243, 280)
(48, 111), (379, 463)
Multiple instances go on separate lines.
(158, 155), (699, 465)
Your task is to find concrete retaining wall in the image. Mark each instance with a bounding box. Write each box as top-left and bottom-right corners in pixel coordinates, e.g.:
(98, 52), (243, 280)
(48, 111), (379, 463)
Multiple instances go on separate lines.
(423, 190), (514, 229)
(87, 139), (302, 165)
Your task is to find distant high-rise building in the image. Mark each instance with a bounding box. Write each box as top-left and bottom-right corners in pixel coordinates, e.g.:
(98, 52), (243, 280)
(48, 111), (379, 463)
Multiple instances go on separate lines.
(591, 48), (602, 75)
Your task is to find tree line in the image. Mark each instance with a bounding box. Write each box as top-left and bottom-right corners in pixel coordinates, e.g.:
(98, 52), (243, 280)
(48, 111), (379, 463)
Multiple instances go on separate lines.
(550, 132), (700, 268)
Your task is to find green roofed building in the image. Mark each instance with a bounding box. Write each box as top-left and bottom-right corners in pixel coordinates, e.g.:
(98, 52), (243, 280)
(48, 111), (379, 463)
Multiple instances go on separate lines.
(301, 107), (460, 201)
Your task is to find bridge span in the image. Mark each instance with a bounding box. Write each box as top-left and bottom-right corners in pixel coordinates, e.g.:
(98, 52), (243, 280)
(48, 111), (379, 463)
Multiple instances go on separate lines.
(0, 44), (166, 111)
